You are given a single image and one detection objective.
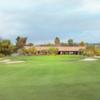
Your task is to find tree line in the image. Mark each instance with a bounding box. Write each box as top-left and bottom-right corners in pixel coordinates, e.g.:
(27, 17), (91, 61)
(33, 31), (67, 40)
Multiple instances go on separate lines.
(0, 36), (100, 56)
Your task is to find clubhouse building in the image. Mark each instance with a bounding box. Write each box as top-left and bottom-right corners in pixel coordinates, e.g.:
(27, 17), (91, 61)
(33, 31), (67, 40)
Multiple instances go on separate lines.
(25, 46), (86, 55)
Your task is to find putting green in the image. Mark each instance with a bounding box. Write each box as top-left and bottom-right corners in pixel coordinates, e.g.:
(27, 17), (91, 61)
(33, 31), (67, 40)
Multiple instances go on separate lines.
(0, 55), (100, 100)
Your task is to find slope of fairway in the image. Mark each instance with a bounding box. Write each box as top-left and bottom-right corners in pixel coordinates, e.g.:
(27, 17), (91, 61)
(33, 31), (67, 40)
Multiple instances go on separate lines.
(0, 55), (100, 100)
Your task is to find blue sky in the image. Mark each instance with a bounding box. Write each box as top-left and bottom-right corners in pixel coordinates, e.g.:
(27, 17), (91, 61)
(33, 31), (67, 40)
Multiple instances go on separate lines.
(0, 0), (100, 44)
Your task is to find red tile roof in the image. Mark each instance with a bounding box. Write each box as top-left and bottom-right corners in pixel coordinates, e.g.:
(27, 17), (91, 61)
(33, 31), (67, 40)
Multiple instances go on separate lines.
(25, 46), (86, 52)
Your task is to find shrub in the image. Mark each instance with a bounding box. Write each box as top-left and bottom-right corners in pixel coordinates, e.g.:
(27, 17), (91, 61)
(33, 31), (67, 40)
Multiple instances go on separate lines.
(48, 47), (58, 55)
(0, 53), (4, 57)
(95, 49), (100, 56)
(18, 47), (37, 56)
(83, 46), (96, 57)
(39, 50), (48, 55)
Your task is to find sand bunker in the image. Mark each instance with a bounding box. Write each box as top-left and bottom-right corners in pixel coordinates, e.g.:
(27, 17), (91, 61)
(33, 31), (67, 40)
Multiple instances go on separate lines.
(0, 59), (25, 64)
(82, 58), (98, 61)
(5, 60), (25, 64)
(0, 59), (11, 63)
(94, 56), (100, 59)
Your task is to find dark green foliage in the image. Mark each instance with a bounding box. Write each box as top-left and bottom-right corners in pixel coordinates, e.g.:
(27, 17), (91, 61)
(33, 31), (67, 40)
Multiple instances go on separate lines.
(16, 36), (27, 49)
(54, 37), (60, 46)
(0, 40), (15, 56)
(68, 39), (74, 46)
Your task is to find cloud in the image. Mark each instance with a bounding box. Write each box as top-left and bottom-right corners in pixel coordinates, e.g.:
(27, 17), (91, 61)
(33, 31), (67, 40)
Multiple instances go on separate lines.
(0, 0), (100, 43)
(80, 0), (100, 14)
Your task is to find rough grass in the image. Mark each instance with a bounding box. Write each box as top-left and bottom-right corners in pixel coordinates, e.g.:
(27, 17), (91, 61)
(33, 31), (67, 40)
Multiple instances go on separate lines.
(0, 55), (100, 100)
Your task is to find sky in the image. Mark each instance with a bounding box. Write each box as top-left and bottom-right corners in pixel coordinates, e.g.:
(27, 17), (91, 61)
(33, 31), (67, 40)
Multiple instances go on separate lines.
(0, 0), (100, 44)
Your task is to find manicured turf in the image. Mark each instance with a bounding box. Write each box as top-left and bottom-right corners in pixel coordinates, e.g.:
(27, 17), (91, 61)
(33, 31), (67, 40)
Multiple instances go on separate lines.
(0, 55), (100, 100)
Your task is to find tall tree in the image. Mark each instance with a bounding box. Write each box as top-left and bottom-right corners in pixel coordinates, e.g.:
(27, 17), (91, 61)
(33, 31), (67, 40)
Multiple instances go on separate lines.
(0, 40), (15, 55)
(68, 39), (74, 46)
(16, 36), (27, 49)
(79, 41), (85, 46)
(54, 37), (60, 46)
